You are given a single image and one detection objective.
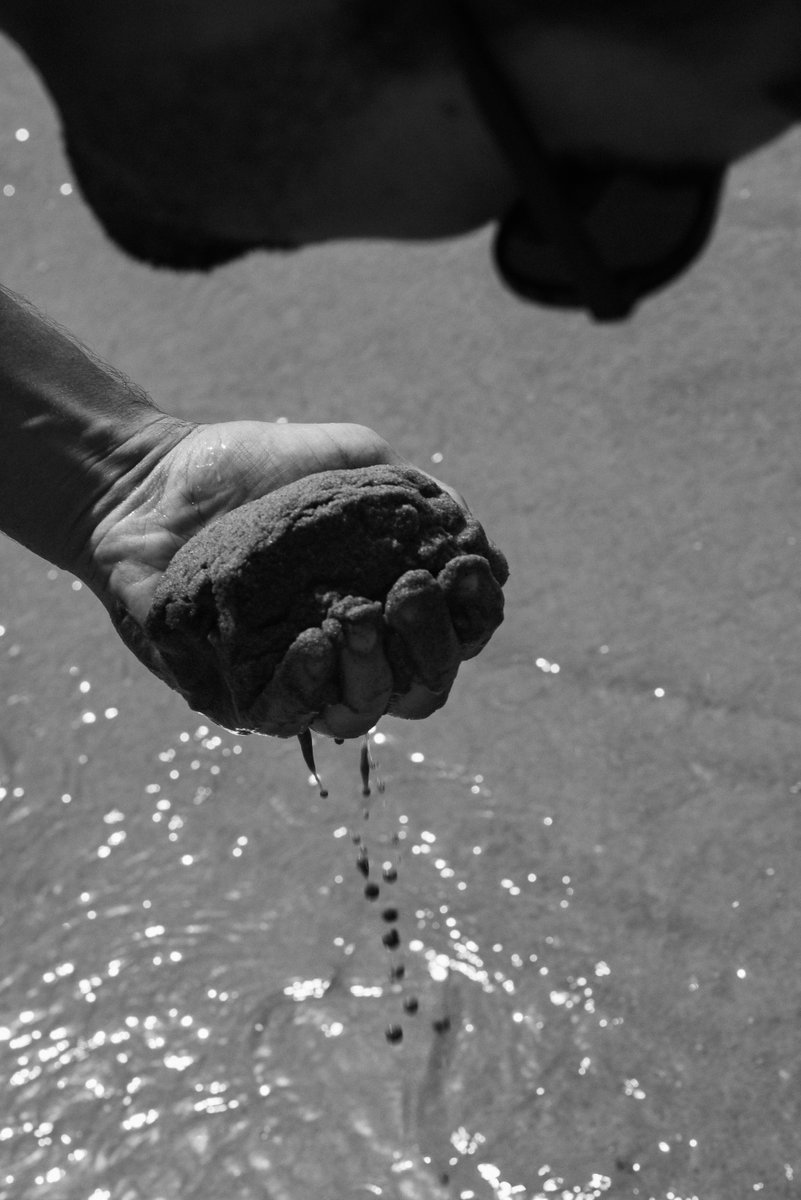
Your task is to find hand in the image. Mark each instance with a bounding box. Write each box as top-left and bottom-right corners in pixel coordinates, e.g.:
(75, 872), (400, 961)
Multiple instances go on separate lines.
(88, 420), (488, 739)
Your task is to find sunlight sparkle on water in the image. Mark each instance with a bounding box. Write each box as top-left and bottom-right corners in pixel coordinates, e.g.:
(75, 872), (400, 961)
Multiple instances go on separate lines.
(284, 978), (327, 1002)
(535, 657), (560, 674)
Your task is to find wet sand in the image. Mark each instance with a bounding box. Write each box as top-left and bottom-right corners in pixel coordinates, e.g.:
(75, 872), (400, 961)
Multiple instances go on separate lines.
(1, 35), (800, 1200)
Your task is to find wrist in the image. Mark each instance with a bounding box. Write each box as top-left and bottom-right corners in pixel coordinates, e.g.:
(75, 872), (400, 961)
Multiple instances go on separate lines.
(0, 284), (195, 584)
(77, 411), (196, 599)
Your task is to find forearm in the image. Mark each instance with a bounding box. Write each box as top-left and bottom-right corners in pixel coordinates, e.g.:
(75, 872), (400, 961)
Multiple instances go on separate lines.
(0, 285), (190, 579)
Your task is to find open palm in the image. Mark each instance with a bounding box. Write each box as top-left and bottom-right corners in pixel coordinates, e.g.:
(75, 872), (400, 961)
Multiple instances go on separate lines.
(91, 419), (404, 625)
(89, 419), (476, 738)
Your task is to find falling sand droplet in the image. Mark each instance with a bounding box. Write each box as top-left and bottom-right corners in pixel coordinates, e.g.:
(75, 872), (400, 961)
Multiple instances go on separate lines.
(360, 735), (371, 797)
(297, 729), (328, 798)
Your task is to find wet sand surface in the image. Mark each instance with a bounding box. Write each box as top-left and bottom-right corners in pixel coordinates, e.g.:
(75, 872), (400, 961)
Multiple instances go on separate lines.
(1, 36), (800, 1200)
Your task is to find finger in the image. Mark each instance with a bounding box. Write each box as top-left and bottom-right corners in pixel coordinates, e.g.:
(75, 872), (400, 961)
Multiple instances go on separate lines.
(384, 569), (462, 694)
(427, 472), (471, 514)
(386, 677), (457, 720)
(297, 600), (391, 739)
(272, 422), (405, 480)
(451, 512), (510, 588)
(301, 604), (393, 739)
(142, 623), (243, 732)
(248, 628), (337, 737)
(310, 703), (379, 740)
(437, 554), (506, 659)
(310, 619), (395, 739)
(339, 610), (394, 715)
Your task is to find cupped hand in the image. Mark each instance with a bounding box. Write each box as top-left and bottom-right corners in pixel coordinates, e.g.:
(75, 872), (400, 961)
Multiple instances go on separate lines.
(88, 419), (478, 739)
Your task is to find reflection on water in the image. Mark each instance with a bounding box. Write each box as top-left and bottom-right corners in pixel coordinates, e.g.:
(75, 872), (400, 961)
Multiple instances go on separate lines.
(2, 566), (798, 1200)
(0, 682), (618, 1199)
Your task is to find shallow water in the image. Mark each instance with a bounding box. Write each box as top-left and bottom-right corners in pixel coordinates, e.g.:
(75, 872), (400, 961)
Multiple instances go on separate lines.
(2, 36), (801, 1200)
